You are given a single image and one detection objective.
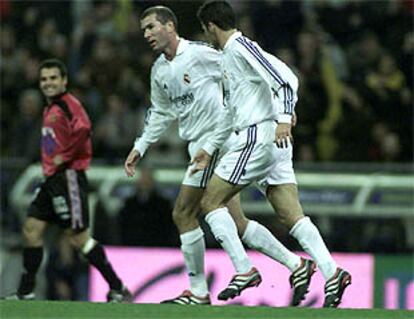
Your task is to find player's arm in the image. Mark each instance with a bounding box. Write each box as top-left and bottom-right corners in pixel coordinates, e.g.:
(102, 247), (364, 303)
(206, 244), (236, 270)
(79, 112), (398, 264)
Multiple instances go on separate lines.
(46, 108), (82, 167)
(125, 73), (176, 176)
(236, 38), (298, 146)
(58, 111), (91, 164)
(198, 47), (234, 156)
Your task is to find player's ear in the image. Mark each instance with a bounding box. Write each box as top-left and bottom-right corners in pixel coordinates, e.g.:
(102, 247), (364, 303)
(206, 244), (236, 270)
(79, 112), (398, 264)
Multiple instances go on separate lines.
(166, 20), (175, 33)
(63, 75), (68, 88)
(207, 22), (216, 33)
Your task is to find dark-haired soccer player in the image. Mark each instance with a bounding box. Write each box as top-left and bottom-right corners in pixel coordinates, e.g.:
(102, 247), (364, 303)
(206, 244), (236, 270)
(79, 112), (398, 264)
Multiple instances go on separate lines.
(4, 59), (131, 302)
(125, 6), (310, 305)
(193, 0), (351, 307)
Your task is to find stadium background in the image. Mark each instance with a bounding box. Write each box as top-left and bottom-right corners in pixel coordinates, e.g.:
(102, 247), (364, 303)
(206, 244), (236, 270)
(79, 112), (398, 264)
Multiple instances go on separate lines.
(0, 0), (413, 311)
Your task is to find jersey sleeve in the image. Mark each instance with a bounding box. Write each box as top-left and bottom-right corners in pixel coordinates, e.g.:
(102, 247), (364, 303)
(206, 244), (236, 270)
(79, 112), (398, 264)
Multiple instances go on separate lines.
(236, 37), (298, 123)
(48, 106), (91, 164)
(201, 101), (233, 155)
(198, 45), (222, 81)
(133, 68), (176, 156)
(60, 110), (91, 162)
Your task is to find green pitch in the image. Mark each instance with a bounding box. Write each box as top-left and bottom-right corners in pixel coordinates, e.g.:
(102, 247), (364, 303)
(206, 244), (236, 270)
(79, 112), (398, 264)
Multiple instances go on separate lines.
(1, 301), (412, 319)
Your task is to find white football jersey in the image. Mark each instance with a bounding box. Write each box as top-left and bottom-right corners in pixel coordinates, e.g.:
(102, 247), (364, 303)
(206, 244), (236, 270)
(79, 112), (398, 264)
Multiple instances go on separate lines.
(202, 31), (298, 155)
(134, 38), (224, 156)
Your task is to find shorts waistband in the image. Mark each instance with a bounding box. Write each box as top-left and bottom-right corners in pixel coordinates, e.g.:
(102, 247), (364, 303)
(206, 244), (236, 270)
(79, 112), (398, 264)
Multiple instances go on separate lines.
(235, 124), (257, 135)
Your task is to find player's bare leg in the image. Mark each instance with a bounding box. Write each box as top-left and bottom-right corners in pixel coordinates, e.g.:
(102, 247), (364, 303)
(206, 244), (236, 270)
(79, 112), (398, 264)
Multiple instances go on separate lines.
(67, 228), (132, 303)
(228, 190), (312, 306)
(267, 184), (351, 307)
(200, 175), (261, 301)
(162, 185), (212, 304)
(3, 217), (48, 300)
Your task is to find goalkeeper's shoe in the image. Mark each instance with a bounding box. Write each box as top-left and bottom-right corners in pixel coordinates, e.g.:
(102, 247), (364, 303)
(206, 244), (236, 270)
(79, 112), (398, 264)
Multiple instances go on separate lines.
(106, 286), (133, 303)
(323, 268), (352, 308)
(2, 292), (35, 300)
(161, 290), (211, 305)
(218, 267), (262, 301)
(289, 258), (317, 306)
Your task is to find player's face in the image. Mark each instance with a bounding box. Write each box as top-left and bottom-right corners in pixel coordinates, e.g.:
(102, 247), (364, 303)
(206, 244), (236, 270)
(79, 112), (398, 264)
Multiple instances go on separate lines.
(39, 67), (67, 99)
(141, 14), (171, 53)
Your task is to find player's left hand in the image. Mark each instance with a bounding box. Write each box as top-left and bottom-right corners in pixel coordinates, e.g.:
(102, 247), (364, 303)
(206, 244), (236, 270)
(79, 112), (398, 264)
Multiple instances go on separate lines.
(53, 155), (64, 166)
(292, 111), (297, 127)
(190, 149), (211, 175)
(275, 123), (293, 148)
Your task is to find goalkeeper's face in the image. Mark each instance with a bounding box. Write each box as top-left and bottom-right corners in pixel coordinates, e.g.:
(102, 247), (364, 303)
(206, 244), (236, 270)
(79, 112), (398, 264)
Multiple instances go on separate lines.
(141, 13), (174, 53)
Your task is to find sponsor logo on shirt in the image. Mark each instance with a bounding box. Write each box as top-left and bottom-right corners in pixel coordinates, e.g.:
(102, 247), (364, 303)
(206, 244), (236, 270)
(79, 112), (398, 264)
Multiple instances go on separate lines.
(170, 92), (194, 107)
(41, 127), (57, 155)
(183, 73), (191, 84)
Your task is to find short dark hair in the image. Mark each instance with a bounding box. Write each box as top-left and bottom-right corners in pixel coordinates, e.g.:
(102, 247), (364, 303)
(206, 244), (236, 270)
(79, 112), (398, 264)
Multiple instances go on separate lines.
(197, 0), (236, 31)
(39, 58), (67, 78)
(140, 6), (178, 30)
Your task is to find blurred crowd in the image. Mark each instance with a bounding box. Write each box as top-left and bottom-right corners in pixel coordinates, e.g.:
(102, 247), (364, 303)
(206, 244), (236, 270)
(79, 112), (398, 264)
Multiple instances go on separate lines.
(1, 0), (412, 165)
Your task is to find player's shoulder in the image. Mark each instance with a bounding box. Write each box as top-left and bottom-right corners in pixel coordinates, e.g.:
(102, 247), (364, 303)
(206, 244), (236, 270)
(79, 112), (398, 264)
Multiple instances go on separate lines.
(233, 35), (258, 53)
(151, 55), (165, 76)
(188, 40), (218, 55)
(188, 40), (215, 49)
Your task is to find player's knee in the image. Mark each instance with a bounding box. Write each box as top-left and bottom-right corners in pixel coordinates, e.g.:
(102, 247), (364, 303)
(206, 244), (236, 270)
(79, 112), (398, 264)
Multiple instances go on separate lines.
(200, 194), (218, 214)
(69, 230), (89, 250)
(277, 208), (304, 229)
(22, 221), (42, 244)
(172, 208), (190, 228)
(173, 199), (196, 225)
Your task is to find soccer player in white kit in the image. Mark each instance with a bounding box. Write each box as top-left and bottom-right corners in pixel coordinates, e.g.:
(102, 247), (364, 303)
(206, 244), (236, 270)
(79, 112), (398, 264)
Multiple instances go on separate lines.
(124, 6), (314, 305)
(195, 0), (351, 307)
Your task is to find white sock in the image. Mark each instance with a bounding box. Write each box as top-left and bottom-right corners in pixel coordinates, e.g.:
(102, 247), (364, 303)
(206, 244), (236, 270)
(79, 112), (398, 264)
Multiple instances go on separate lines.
(242, 220), (301, 272)
(205, 207), (252, 274)
(180, 227), (209, 297)
(290, 216), (337, 280)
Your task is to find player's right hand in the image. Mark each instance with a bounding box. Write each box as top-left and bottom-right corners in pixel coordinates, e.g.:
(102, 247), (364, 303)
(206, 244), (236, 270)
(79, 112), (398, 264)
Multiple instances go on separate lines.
(190, 149), (211, 175)
(275, 123), (293, 148)
(124, 149), (141, 177)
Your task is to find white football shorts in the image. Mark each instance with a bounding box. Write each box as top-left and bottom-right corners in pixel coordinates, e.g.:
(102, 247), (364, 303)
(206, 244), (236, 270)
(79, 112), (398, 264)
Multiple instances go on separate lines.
(256, 142), (297, 193)
(214, 121), (277, 185)
(182, 135), (220, 188)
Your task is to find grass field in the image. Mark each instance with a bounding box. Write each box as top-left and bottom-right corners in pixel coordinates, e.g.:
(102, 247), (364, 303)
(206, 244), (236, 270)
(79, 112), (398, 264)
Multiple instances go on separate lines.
(1, 301), (413, 319)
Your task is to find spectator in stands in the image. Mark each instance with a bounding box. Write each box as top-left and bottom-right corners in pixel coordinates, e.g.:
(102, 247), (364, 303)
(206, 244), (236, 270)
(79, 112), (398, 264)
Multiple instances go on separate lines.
(118, 167), (178, 247)
(10, 89), (42, 162)
(294, 28), (343, 161)
(94, 93), (138, 161)
(365, 53), (408, 125)
(0, 1), (412, 163)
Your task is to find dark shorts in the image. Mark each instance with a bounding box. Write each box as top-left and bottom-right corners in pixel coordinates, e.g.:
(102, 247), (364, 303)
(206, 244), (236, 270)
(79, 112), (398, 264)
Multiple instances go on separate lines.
(28, 169), (89, 231)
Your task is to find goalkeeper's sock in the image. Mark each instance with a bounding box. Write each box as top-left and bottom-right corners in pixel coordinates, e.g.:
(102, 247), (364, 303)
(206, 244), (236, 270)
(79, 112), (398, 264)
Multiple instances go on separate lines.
(83, 240), (123, 290)
(18, 247), (43, 295)
(290, 216), (336, 280)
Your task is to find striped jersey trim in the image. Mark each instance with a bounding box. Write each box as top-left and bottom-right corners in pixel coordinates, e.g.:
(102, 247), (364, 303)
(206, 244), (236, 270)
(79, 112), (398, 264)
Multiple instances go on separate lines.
(236, 37), (294, 115)
(66, 169), (84, 229)
(188, 40), (215, 49)
(229, 125), (257, 184)
(200, 150), (219, 188)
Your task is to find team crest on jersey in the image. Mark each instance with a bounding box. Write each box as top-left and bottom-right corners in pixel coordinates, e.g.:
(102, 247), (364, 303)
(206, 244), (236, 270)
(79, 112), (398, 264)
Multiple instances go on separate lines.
(49, 113), (58, 123)
(223, 70), (228, 80)
(183, 73), (191, 84)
